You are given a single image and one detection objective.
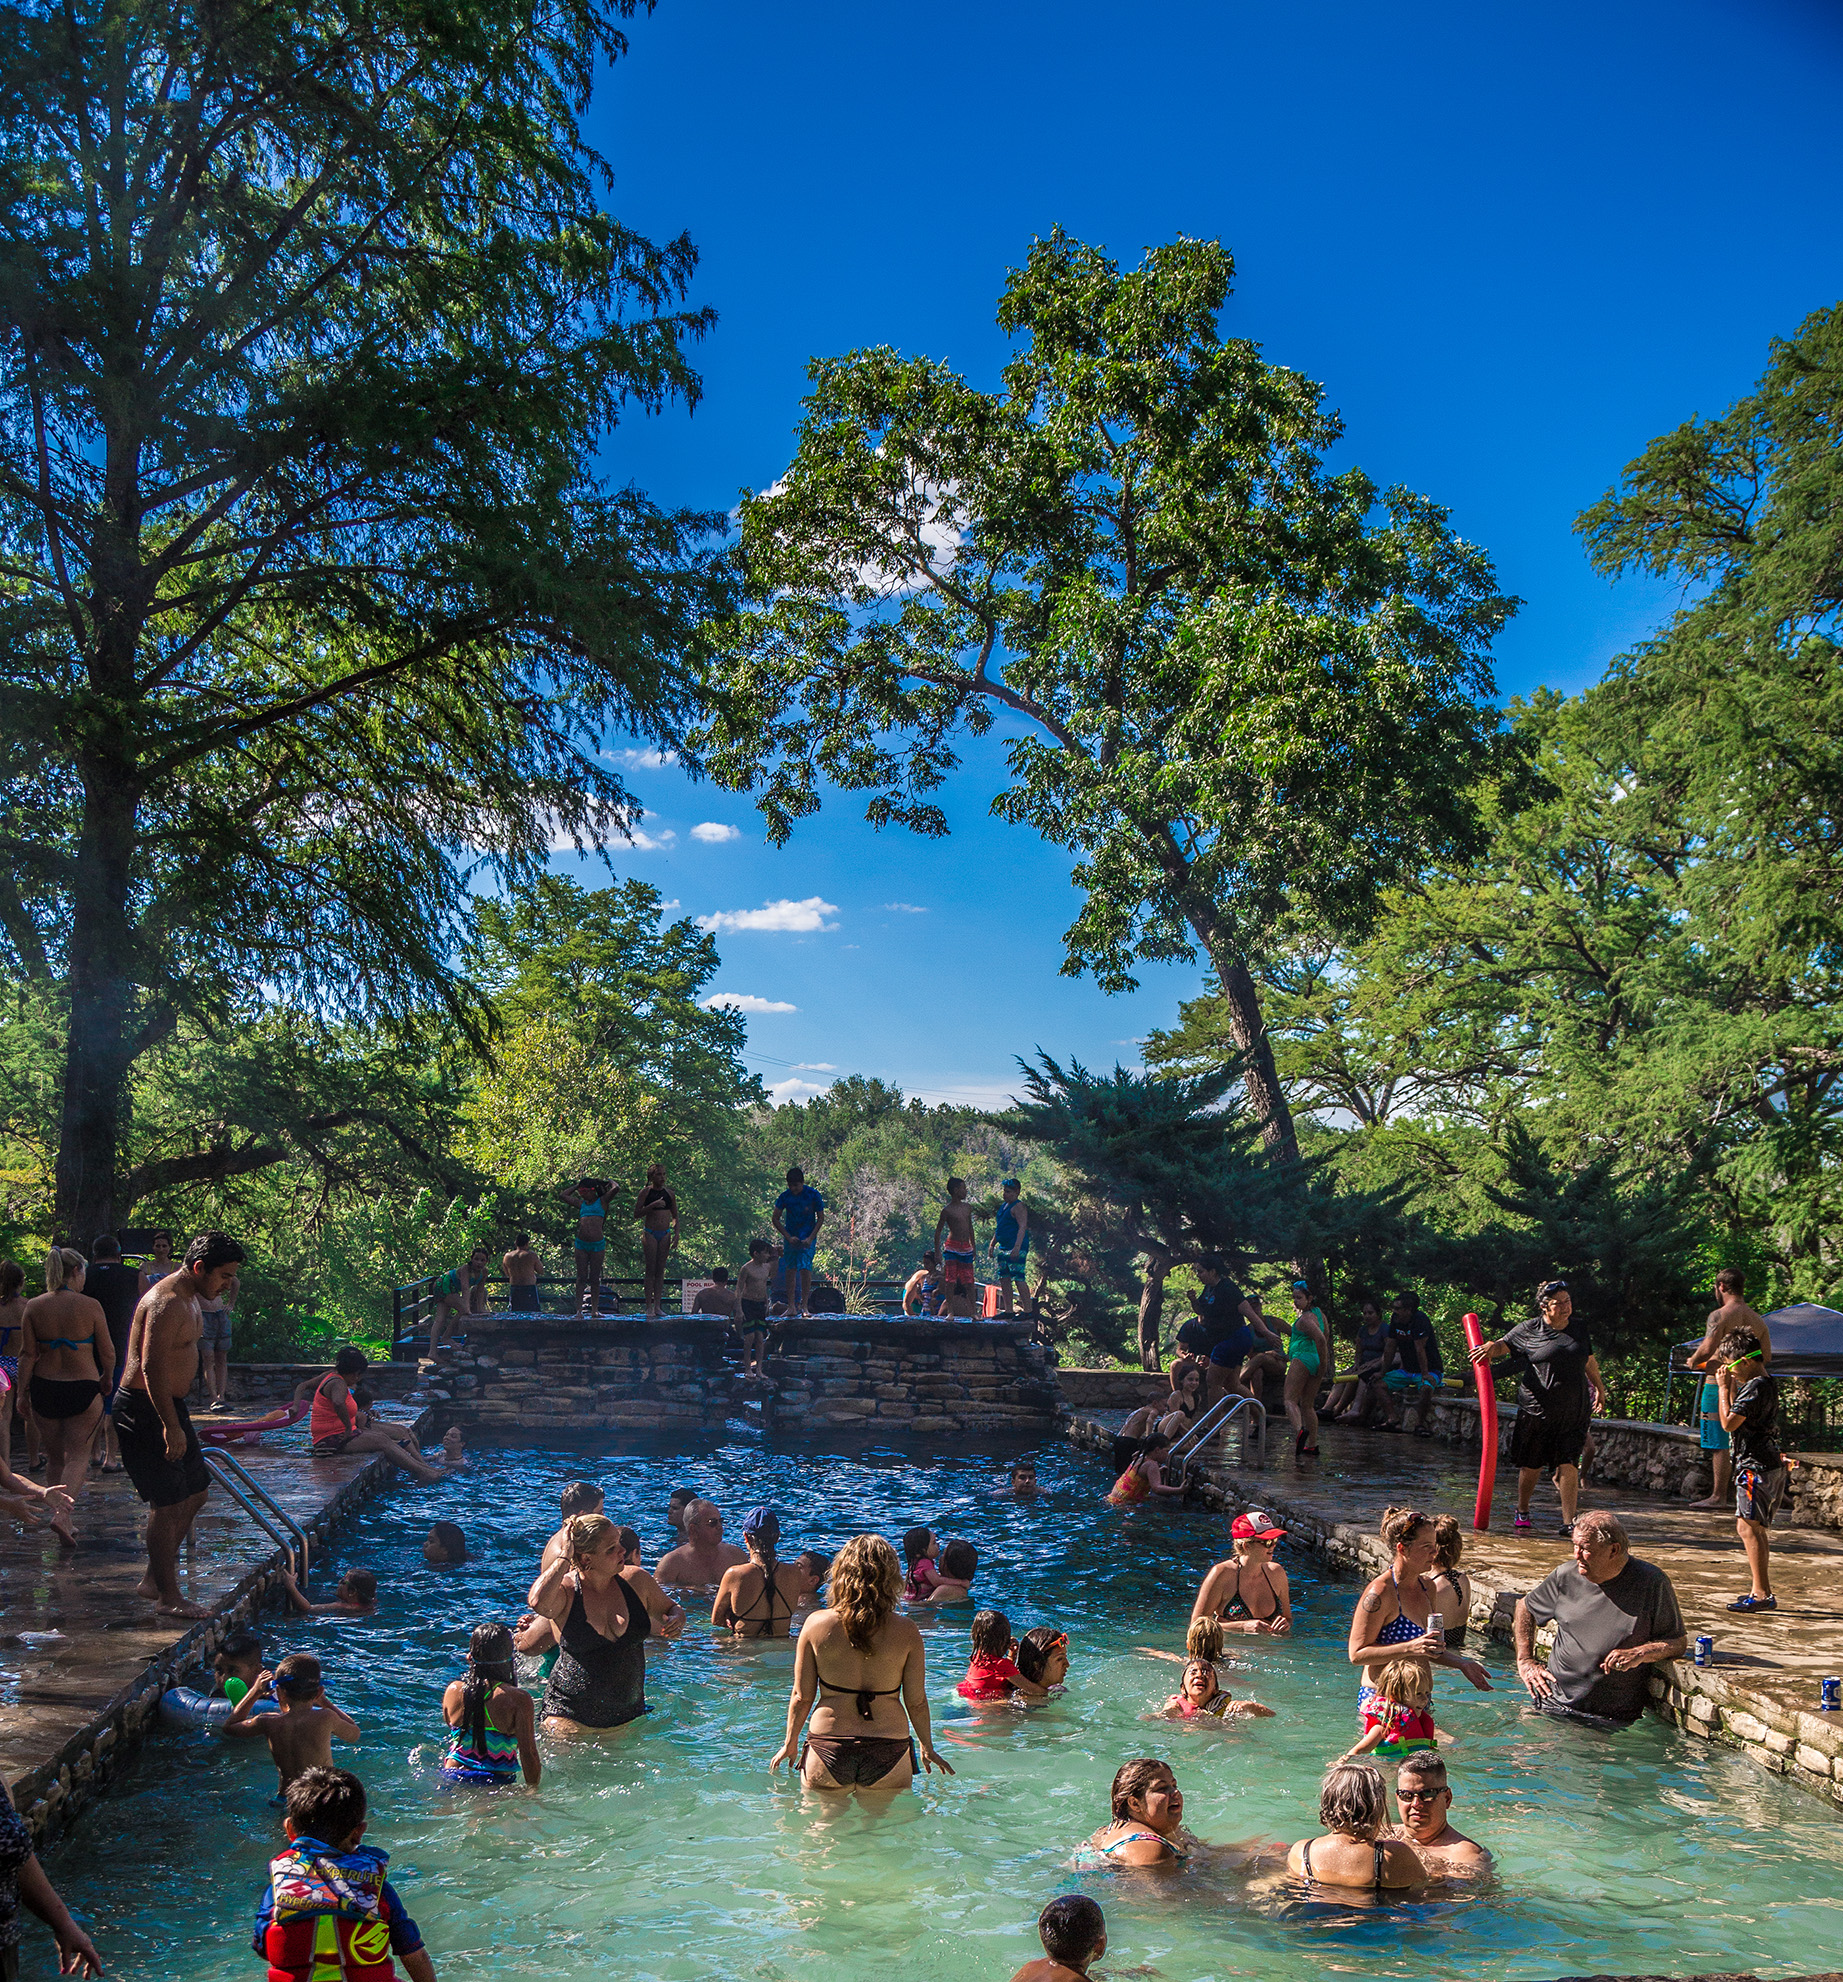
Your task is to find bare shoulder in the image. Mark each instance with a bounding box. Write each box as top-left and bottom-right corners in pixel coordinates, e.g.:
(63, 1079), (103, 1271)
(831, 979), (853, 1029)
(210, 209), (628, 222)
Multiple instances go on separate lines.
(1358, 1573), (1391, 1611)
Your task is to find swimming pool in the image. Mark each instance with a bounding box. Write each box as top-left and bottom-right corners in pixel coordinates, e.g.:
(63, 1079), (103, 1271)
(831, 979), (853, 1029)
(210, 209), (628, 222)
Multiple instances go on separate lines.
(33, 1433), (1843, 1980)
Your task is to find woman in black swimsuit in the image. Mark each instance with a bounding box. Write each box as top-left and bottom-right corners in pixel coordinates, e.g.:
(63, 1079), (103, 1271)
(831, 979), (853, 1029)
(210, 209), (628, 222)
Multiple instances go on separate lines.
(634, 1164), (679, 1321)
(1286, 1761), (1426, 1894)
(1190, 1510), (1294, 1636)
(20, 1249), (112, 1531)
(771, 1534), (953, 1795)
(530, 1513), (683, 1734)
(713, 1508), (806, 1638)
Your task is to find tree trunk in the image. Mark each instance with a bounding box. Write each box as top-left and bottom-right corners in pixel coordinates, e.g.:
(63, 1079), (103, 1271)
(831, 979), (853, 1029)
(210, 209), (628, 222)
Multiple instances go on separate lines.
(1137, 1250), (1170, 1371)
(53, 777), (141, 1244)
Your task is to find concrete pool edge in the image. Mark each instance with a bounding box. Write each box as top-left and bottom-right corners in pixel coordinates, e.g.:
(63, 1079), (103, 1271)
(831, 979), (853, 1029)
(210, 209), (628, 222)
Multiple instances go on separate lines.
(1065, 1415), (1843, 1817)
(9, 1407), (431, 1849)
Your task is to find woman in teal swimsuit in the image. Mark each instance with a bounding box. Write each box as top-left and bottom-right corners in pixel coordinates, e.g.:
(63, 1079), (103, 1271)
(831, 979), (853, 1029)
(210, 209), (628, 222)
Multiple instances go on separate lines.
(561, 1176), (611, 1319)
(1283, 1279), (1330, 1458)
(1072, 1758), (1194, 1869)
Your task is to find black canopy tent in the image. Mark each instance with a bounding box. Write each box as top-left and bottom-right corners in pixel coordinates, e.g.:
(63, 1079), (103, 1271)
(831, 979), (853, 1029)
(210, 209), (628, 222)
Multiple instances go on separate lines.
(1668, 1303), (1843, 1415)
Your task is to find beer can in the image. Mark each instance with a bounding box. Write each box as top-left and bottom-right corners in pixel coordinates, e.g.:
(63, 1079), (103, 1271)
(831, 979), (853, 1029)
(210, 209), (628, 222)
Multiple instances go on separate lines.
(1427, 1611), (1444, 1640)
(1821, 1676), (1841, 1710)
(1694, 1635), (1713, 1667)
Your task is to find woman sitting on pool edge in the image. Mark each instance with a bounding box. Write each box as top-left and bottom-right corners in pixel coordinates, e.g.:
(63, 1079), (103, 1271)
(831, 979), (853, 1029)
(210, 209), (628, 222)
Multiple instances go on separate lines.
(771, 1534), (954, 1793)
(529, 1513), (683, 1736)
(1072, 1759), (1194, 1868)
(1286, 1760), (1425, 1893)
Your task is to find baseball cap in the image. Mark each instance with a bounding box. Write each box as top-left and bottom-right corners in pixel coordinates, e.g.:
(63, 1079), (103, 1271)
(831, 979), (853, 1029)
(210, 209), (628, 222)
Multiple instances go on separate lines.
(742, 1506), (779, 1542)
(1231, 1509), (1286, 1541)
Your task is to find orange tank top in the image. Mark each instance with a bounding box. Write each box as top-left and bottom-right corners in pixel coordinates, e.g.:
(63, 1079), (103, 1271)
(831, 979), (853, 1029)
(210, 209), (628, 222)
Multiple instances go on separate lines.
(310, 1374), (354, 1445)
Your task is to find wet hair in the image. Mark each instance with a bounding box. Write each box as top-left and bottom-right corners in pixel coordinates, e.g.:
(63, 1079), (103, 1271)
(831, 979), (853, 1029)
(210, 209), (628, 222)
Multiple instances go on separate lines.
(1432, 1515), (1465, 1572)
(0, 1261), (21, 1301)
(708, 1266), (731, 1284)
(218, 1627), (264, 1669)
(334, 1347), (367, 1377)
(1110, 1757), (1175, 1820)
(460, 1622), (516, 1756)
(666, 1487), (696, 1523)
(938, 1538), (977, 1581)
(1010, 1457), (1038, 1479)
(274, 1653), (322, 1700)
(1038, 1894), (1105, 1964)
(1715, 1266), (1745, 1294)
(285, 1765), (366, 1843)
(515, 1232), (531, 1247)
(1015, 1625), (1065, 1684)
(427, 1521), (467, 1564)
(749, 1236), (774, 1256)
(1397, 1749), (1448, 1788)
(1375, 1656), (1433, 1707)
(796, 1548), (831, 1584)
(1718, 1325), (1762, 1363)
(1185, 1615), (1225, 1662)
(560, 1481), (604, 1518)
(901, 1525), (935, 1568)
(1183, 1657), (1219, 1696)
(946, 1175), (966, 1193)
(88, 1233), (120, 1261)
(616, 1527), (642, 1560)
(42, 1246), (85, 1293)
(830, 1535), (902, 1652)
(1379, 1505), (1430, 1551)
(562, 1513), (616, 1561)
(1572, 1508), (1628, 1553)
(1319, 1760), (1390, 1838)
(969, 1608), (1011, 1657)
(338, 1570), (379, 1606)
(184, 1231), (246, 1273)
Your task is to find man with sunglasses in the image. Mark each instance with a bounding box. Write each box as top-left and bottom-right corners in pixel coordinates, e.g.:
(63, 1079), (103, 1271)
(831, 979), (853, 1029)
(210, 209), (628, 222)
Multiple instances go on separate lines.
(1390, 1752), (1490, 1871)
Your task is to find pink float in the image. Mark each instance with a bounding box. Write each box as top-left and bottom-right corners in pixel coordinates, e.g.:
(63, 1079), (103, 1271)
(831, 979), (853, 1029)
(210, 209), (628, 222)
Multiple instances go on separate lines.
(1462, 1311), (1498, 1530)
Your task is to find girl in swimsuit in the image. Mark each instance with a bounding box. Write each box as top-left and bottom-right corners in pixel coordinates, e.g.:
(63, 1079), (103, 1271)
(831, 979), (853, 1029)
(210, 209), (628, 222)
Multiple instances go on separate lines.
(1283, 1279), (1330, 1456)
(1190, 1510), (1294, 1635)
(561, 1176), (611, 1319)
(531, 1513), (682, 1735)
(21, 1248), (113, 1536)
(1072, 1759), (1195, 1869)
(1286, 1760), (1426, 1894)
(634, 1164), (679, 1321)
(771, 1533), (953, 1795)
(441, 1622), (541, 1787)
(1348, 1507), (1491, 1723)
(712, 1507), (806, 1638)
(0, 1259), (26, 1472)
(1107, 1437), (1186, 1508)
(1159, 1657), (1275, 1721)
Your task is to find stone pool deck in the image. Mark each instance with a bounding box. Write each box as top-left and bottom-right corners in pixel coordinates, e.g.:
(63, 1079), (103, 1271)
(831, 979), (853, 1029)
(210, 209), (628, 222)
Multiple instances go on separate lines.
(0, 1403), (429, 1844)
(1070, 1412), (1843, 1810)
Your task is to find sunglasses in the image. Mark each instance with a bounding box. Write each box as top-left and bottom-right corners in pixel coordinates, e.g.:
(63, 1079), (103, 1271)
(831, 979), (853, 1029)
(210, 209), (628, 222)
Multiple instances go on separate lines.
(1396, 1787), (1445, 1802)
(1041, 1633), (1069, 1649)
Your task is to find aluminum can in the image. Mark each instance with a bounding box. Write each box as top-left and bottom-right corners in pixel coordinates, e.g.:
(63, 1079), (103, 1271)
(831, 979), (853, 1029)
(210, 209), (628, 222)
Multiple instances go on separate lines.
(1427, 1611), (1443, 1640)
(1822, 1676), (1841, 1710)
(1694, 1635), (1713, 1666)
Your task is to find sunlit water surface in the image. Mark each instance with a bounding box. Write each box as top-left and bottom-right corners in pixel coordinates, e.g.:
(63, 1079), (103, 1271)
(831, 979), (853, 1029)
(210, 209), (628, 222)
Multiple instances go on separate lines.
(32, 1432), (1843, 1980)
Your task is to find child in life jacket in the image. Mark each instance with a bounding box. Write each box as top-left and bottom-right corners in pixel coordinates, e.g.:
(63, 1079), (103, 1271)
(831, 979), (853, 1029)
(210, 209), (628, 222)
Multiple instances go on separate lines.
(252, 1766), (436, 1982)
(1343, 1656), (1447, 1761)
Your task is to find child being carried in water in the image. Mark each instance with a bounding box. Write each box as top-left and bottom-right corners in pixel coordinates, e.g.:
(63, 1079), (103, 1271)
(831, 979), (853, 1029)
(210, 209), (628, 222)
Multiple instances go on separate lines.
(957, 1608), (1053, 1702)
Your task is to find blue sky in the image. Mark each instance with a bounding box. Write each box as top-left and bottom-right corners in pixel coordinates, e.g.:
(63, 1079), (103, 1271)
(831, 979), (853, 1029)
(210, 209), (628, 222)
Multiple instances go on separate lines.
(551, 0), (1843, 1108)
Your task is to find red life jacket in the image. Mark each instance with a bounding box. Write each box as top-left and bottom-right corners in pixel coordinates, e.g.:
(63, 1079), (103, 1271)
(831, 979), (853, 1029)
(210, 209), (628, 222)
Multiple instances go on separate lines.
(262, 1841), (400, 1982)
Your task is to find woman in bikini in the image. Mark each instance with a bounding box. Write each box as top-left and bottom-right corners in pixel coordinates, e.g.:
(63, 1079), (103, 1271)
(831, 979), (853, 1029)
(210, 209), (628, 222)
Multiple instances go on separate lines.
(771, 1533), (953, 1795)
(1429, 1515), (1473, 1647)
(530, 1513), (681, 1736)
(1347, 1507), (1491, 1727)
(1286, 1761), (1425, 1894)
(561, 1176), (612, 1319)
(1072, 1759), (1195, 1869)
(20, 1248), (113, 1535)
(1190, 1510), (1294, 1635)
(712, 1507), (806, 1639)
(633, 1164), (679, 1321)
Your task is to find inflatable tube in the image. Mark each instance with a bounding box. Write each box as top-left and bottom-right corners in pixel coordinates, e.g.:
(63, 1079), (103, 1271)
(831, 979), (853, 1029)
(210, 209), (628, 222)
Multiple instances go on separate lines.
(159, 1687), (278, 1729)
(197, 1400), (311, 1447)
(1462, 1311), (1499, 1530)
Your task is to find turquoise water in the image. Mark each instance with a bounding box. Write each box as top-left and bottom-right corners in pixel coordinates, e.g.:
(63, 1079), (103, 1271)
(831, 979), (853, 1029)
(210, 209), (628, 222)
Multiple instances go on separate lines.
(32, 1433), (1843, 1981)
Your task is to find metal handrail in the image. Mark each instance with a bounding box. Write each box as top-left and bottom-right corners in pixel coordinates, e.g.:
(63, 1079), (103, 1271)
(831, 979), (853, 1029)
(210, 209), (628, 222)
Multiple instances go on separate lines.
(202, 1449), (310, 1580)
(1168, 1393), (1267, 1469)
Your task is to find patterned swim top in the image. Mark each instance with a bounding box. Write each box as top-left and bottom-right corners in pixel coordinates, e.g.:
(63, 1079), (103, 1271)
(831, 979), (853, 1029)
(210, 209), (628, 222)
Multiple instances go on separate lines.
(443, 1717), (520, 1782)
(1071, 1826), (1189, 1870)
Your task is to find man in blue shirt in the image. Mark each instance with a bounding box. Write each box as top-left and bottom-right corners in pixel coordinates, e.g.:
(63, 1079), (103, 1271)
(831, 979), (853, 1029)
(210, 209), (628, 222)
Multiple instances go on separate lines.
(772, 1167), (826, 1319)
(1381, 1291), (1443, 1436)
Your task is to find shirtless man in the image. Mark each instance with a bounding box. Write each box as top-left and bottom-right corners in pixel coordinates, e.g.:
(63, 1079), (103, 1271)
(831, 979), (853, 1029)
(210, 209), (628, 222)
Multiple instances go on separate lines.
(115, 1230), (245, 1616)
(1686, 1267), (1772, 1510)
(222, 1653), (359, 1792)
(538, 1481), (605, 1574)
(902, 1252), (940, 1318)
(654, 1498), (746, 1585)
(735, 1241), (775, 1376)
(503, 1232), (543, 1314)
(1390, 1752), (1491, 1872)
(932, 1178), (979, 1320)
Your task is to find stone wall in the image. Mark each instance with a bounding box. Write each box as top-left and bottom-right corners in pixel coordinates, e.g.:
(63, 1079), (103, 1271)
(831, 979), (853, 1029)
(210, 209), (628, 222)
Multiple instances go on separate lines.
(1055, 1369), (1173, 1410)
(223, 1361), (421, 1406)
(433, 1313), (1064, 1438)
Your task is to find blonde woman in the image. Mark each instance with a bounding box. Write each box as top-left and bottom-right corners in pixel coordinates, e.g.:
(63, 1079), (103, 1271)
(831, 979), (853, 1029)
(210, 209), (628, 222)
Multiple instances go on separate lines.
(1189, 1510), (1294, 1635)
(529, 1513), (683, 1734)
(771, 1534), (953, 1794)
(21, 1249), (113, 1531)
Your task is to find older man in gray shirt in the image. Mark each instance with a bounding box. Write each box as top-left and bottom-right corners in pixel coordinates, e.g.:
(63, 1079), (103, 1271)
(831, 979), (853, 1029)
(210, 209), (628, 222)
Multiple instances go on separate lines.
(1514, 1509), (1687, 1724)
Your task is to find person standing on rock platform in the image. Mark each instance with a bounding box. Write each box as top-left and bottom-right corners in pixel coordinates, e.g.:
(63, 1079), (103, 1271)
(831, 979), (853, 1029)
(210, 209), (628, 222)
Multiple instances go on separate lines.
(1685, 1267), (1772, 1512)
(560, 1176), (612, 1318)
(502, 1232), (542, 1314)
(115, 1230), (246, 1618)
(1468, 1277), (1607, 1536)
(991, 1180), (1031, 1316)
(773, 1167), (826, 1320)
(635, 1164), (680, 1320)
(933, 1178), (980, 1320)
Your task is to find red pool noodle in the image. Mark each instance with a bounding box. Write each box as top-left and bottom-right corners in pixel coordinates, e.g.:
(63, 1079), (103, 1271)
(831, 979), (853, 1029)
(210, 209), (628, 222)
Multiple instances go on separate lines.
(1462, 1311), (1498, 1530)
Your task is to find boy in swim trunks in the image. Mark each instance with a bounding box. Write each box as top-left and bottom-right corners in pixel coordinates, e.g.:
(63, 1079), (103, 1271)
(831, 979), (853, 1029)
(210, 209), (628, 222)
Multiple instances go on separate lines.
(223, 1653), (360, 1794)
(932, 1178), (979, 1319)
(736, 1240), (776, 1376)
(1009, 1895), (1107, 1982)
(772, 1168), (825, 1318)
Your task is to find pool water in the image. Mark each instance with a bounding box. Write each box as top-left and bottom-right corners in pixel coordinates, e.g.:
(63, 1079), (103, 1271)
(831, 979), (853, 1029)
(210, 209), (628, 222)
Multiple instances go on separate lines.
(34, 1433), (1843, 1981)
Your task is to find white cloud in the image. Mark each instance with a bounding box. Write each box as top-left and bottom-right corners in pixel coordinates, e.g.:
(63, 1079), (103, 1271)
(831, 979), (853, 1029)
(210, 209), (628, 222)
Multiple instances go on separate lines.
(768, 1077), (831, 1104)
(691, 822), (742, 844)
(622, 826), (676, 851)
(702, 993), (798, 1014)
(608, 747), (678, 771)
(544, 805), (675, 853)
(881, 901), (928, 913)
(793, 1062), (837, 1072)
(697, 896), (839, 935)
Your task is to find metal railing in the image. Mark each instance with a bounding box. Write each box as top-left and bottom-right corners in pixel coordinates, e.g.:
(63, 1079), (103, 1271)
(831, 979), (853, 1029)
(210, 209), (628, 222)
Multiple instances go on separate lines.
(202, 1449), (311, 1580)
(1168, 1392), (1267, 1470)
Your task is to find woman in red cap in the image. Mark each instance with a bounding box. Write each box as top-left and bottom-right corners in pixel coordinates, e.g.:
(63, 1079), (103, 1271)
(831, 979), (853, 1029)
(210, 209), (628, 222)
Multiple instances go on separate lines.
(1190, 1511), (1293, 1635)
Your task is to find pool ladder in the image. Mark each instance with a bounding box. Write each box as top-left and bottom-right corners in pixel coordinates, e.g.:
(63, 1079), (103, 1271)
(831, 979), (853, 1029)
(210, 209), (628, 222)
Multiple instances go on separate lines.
(1167, 1393), (1267, 1471)
(201, 1449), (312, 1581)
